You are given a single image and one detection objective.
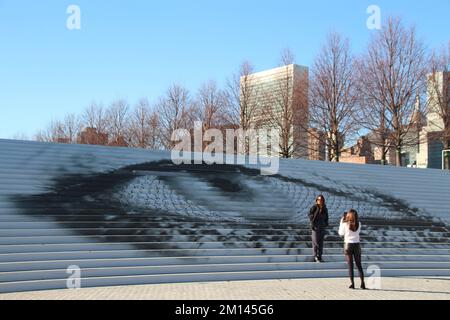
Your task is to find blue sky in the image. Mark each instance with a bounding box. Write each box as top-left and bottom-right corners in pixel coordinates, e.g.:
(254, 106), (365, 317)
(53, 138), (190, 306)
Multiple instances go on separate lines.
(0, 0), (449, 139)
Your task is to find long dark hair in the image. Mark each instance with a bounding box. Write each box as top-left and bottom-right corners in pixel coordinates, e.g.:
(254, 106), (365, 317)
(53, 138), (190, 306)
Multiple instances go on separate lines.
(316, 195), (326, 208)
(345, 209), (360, 232)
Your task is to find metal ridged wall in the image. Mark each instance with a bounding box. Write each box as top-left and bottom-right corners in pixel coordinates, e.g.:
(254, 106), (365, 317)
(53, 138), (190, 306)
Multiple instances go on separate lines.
(0, 139), (449, 293)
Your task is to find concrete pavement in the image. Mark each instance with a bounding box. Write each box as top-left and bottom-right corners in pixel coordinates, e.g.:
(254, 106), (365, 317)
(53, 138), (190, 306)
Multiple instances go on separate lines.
(0, 277), (449, 300)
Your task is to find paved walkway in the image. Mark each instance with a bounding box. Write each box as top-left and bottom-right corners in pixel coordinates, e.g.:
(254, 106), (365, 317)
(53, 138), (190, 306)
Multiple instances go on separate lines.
(0, 277), (449, 300)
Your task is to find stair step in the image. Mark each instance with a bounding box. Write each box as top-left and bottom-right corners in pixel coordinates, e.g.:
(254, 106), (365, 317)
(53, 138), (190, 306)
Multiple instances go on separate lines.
(1, 268), (450, 294)
(0, 237), (449, 249)
(0, 214), (442, 227)
(1, 234), (449, 245)
(0, 222), (447, 232)
(1, 253), (450, 271)
(0, 228), (447, 238)
(0, 244), (448, 255)
(2, 261), (450, 282)
(1, 250), (450, 263)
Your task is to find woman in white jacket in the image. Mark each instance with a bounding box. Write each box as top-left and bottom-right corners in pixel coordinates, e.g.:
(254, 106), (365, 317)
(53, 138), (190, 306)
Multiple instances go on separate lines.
(339, 209), (366, 290)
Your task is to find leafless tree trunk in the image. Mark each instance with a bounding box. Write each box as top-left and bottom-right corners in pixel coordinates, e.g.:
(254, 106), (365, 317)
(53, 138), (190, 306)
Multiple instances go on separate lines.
(11, 133), (30, 141)
(148, 111), (160, 150)
(428, 41), (450, 169)
(224, 61), (264, 155)
(35, 114), (82, 144)
(262, 49), (309, 159)
(225, 61), (259, 130)
(129, 98), (160, 149)
(309, 33), (360, 162)
(196, 80), (228, 131)
(191, 80), (230, 153)
(357, 17), (428, 167)
(106, 99), (130, 146)
(355, 75), (393, 165)
(81, 102), (109, 137)
(279, 48), (295, 67)
(62, 114), (82, 143)
(35, 123), (58, 143)
(156, 84), (194, 150)
(267, 57), (294, 158)
(264, 49), (308, 158)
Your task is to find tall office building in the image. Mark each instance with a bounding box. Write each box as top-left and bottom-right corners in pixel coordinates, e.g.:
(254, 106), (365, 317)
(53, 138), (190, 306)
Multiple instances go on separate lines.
(240, 64), (309, 158)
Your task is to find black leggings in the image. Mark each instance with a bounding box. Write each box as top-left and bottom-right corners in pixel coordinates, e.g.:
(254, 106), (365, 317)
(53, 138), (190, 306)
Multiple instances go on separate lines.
(312, 228), (326, 259)
(345, 243), (364, 284)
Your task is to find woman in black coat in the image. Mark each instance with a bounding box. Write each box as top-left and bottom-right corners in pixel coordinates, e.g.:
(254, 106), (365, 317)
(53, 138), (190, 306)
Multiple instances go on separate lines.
(308, 195), (329, 263)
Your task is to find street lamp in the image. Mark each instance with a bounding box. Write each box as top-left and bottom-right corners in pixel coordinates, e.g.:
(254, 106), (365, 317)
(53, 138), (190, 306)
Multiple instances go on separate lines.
(442, 150), (450, 170)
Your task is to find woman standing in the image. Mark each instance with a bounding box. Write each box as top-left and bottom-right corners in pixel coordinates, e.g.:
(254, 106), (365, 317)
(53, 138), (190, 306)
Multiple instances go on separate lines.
(339, 209), (366, 289)
(308, 195), (329, 263)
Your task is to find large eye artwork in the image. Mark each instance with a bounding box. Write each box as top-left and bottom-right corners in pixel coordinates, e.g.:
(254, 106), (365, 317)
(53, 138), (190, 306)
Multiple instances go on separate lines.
(9, 159), (429, 258)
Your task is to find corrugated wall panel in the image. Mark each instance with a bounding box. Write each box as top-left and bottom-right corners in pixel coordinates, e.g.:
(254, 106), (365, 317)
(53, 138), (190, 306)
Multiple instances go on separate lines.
(0, 139), (449, 293)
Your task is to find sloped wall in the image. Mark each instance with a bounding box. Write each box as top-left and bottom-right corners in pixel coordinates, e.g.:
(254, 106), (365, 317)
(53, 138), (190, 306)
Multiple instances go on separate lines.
(0, 139), (449, 293)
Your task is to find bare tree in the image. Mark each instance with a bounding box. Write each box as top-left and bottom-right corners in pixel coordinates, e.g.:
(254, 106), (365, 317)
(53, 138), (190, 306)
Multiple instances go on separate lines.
(35, 126), (54, 143)
(81, 102), (108, 135)
(196, 80), (228, 130)
(156, 84), (194, 150)
(11, 133), (30, 141)
(355, 90), (393, 165)
(225, 61), (259, 130)
(279, 48), (295, 67)
(147, 111), (160, 150)
(265, 52), (295, 158)
(427, 41), (450, 169)
(35, 114), (81, 144)
(106, 99), (130, 146)
(356, 49), (394, 166)
(309, 32), (360, 162)
(262, 49), (309, 158)
(224, 61), (265, 155)
(357, 17), (428, 166)
(130, 98), (150, 148)
(62, 114), (82, 143)
(129, 98), (160, 149)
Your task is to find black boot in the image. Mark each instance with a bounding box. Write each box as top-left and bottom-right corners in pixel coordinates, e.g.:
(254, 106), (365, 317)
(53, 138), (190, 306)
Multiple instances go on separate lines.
(349, 279), (355, 289)
(361, 281), (366, 290)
